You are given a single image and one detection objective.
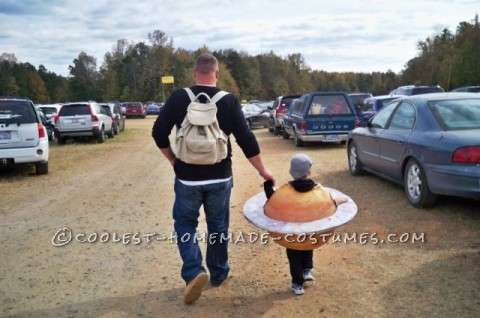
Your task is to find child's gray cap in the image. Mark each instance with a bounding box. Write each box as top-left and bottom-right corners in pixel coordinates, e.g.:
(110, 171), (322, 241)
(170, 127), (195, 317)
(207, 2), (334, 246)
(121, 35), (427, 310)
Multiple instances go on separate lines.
(289, 154), (313, 179)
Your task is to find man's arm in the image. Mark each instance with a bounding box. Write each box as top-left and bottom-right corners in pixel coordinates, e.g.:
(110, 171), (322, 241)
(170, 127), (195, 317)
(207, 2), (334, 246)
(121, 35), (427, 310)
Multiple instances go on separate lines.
(159, 146), (176, 166)
(248, 154), (275, 185)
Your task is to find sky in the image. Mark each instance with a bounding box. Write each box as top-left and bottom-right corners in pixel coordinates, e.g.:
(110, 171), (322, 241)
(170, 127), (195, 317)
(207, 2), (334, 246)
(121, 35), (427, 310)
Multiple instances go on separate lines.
(0, 0), (478, 77)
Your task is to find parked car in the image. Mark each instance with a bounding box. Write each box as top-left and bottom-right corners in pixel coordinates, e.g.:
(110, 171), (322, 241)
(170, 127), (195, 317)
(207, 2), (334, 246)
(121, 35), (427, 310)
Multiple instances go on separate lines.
(282, 92), (358, 147)
(268, 94), (301, 135)
(347, 92), (480, 208)
(241, 103), (270, 130)
(146, 103), (162, 115)
(36, 109), (55, 141)
(0, 97), (49, 174)
(36, 103), (63, 121)
(100, 102), (125, 134)
(450, 86), (480, 92)
(389, 85), (444, 96)
(359, 95), (402, 120)
(124, 102), (146, 118)
(54, 101), (114, 144)
(348, 92), (373, 116)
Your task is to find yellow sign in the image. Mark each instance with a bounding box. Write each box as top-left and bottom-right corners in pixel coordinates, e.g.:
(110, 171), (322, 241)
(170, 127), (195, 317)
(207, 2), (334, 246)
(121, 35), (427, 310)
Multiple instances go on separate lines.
(162, 76), (174, 84)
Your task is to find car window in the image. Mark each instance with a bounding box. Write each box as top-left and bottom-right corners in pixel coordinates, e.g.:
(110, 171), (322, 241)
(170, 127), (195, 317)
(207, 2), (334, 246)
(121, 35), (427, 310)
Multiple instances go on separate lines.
(39, 107), (59, 115)
(102, 106), (112, 116)
(309, 95), (352, 115)
(430, 99), (480, 130)
(371, 101), (399, 128)
(60, 105), (90, 116)
(388, 102), (416, 130)
(0, 101), (37, 124)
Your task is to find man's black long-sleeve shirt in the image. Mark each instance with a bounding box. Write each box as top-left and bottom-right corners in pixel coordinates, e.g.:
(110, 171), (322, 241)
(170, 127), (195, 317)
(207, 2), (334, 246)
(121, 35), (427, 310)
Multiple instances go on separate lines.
(152, 85), (260, 181)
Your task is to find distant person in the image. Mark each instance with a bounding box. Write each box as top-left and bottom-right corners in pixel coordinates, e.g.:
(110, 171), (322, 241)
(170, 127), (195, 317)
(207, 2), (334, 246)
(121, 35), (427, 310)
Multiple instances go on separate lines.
(264, 153), (348, 295)
(152, 53), (275, 304)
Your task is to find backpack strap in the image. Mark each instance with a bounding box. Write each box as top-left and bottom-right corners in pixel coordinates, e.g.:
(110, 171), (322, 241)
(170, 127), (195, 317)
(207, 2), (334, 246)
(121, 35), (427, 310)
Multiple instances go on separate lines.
(211, 91), (229, 104)
(184, 87), (229, 104)
(184, 87), (196, 102)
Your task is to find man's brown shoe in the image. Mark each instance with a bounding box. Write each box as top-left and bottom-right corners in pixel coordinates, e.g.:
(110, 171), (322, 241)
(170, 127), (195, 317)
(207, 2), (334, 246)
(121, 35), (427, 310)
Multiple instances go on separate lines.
(184, 272), (209, 304)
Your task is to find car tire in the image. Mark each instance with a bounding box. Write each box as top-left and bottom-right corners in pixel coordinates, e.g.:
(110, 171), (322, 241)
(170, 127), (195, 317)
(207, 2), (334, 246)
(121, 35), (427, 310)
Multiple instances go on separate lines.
(113, 122), (119, 135)
(107, 125), (115, 138)
(97, 128), (106, 143)
(49, 131), (56, 142)
(348, 141), (364, 176)
(35, 162), (48, 175)
(246, 119), (252, 131)
(404, 159), (437, 208)
(294, 130), (304, 147)
(282, 129), (289, 140)
(273, 125), (281, 136)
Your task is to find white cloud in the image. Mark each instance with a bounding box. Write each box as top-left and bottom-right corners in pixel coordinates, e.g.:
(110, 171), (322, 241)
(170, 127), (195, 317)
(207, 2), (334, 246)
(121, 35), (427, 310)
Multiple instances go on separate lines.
(0, 0), (477, 76)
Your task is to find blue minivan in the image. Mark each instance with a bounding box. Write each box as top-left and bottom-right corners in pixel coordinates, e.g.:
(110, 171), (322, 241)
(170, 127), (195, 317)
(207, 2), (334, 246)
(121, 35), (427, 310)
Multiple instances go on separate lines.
(282, 92), (358, 147)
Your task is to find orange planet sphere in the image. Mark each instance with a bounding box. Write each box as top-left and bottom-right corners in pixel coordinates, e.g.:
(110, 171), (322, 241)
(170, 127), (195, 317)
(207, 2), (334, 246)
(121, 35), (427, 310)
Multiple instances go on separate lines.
(264, 183), (337, 250)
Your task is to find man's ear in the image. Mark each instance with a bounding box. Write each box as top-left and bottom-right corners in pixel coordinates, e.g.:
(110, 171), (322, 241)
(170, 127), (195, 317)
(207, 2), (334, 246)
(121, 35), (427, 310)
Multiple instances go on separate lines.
(215, 70), (219, 79)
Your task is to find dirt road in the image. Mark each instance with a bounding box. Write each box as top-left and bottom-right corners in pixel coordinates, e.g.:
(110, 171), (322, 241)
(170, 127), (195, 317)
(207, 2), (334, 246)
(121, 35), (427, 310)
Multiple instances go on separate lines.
(1, 117), (479, 318)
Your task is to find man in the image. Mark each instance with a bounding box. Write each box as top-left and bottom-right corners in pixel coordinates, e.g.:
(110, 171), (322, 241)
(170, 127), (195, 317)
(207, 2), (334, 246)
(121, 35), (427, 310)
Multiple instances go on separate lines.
(152, 53), (275, 304)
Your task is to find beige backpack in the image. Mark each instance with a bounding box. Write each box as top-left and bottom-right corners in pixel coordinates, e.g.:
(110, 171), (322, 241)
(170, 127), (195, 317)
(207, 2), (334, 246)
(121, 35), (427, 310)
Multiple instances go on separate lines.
(175, 88), (229, 165)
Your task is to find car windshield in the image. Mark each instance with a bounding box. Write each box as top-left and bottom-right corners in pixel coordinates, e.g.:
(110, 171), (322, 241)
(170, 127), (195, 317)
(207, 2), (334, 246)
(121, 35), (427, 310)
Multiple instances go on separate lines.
(0, 101), (37, 124)
(430, 99), (480, 130)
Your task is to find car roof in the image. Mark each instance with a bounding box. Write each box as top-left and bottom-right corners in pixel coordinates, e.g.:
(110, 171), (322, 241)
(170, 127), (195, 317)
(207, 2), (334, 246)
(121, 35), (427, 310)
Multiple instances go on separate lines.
(365, 94), (402, 101)
(399, 92), (480, 102)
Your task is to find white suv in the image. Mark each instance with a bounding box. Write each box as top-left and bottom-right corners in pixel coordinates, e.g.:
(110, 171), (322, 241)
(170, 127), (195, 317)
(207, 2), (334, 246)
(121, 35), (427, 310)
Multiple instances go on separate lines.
(54, 101), (114, 144)
(0, 97), (49, 175)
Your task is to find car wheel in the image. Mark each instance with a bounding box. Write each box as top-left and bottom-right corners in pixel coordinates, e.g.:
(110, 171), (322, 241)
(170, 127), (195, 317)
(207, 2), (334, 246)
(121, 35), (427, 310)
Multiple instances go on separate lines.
(107, 125), (115, 138)
(246, 119), (252, 131)
(97, 127), (106, 143)
(294, 130), (304, 147)
(282, 129), (289, 140)
(35, 162), (48, 175)
(348, 141), (364, 176)
(113, 122), (119, 135)
(404, 159), (437, 208)
(49, 131), (56, 142)
(273, 125), (281, 135)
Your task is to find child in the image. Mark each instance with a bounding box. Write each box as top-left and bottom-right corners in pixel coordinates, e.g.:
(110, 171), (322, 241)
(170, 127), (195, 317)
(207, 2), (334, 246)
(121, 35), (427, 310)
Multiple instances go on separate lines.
(264, 153), (348, 295)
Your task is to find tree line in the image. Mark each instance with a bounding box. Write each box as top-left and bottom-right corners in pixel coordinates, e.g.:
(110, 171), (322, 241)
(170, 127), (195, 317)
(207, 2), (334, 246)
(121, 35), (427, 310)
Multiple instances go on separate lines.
(0, 15), (478, 105)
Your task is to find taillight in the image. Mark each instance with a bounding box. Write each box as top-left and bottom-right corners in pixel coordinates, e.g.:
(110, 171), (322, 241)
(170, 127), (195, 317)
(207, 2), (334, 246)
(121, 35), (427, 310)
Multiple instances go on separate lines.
(276, 108), (283, 116)
(38, 123), (46, 138)
(90, 105), (99, 121)
(299, 122), (306, 132)
(53, 114), (59, 125)
(354, 119), (360, 128)
(452, 146), (480, 163)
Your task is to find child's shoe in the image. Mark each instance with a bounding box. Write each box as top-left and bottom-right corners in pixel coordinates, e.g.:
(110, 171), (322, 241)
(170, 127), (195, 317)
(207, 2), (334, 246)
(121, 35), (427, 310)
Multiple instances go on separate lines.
(291, 283), (305, 295)
(303, 269), (314, 281)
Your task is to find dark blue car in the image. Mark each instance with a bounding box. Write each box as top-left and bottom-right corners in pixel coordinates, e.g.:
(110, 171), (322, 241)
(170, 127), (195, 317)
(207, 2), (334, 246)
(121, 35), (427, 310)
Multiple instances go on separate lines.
(347, 93), (480, 208)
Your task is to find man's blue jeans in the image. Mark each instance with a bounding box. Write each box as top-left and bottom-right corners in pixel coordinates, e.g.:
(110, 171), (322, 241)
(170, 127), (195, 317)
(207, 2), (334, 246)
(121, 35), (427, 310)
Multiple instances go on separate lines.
(173, 177), (233, 285)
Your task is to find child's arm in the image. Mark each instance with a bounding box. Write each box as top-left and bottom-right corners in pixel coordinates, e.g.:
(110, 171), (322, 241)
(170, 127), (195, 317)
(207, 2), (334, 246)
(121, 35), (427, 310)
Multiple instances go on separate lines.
(263, 180), (275, 199)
